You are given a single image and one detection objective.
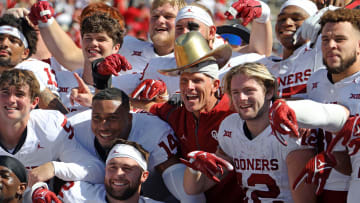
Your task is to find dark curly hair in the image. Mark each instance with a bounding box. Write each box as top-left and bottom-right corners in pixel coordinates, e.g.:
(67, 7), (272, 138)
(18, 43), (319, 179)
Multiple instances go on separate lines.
(320, 8), (360, 32)
(80, 13), (123, 48)
(0, 14), (37, 58)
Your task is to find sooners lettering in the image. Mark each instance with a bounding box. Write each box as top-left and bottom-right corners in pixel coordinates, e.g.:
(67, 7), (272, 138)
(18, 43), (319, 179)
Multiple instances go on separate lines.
(279, 84), (307, 98)
(233, 158), (278, 171)
(278, 69), (311, 86)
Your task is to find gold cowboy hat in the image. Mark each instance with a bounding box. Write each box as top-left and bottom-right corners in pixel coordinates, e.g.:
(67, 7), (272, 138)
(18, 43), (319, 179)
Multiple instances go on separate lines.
(158, 31), (232, 76)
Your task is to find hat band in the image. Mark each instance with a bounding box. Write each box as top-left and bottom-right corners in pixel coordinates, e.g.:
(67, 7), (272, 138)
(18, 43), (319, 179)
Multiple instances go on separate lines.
(0, 25), (28, 48)
(184, 59), (219, 79)
(106, 144), (147, 171)
(280, 0), (318, 16)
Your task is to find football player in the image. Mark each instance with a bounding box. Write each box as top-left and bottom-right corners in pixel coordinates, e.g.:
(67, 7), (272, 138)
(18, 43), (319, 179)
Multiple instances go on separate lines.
(0, 156), (27, 203)
(68, 88), (205, 202)
(31, 139), (165, 203)
(0, 69), (104, 201)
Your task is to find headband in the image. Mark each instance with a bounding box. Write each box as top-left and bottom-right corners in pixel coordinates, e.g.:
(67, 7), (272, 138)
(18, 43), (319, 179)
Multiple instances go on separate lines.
(176, 6), (214, 27)
(106, 144), (147, 171)
(183, 60), (219, 79)
(0, 25), (28, 48)
(280, 0), (318, 16)
(0, 155), (27, 183)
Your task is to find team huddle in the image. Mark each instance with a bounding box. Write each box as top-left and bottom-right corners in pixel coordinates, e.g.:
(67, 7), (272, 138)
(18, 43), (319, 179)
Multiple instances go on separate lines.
(0, 0), (359, 202)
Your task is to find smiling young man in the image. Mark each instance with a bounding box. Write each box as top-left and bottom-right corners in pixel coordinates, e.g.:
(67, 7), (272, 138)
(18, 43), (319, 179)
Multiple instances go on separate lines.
(0, 69), (105, 201)
(0, 156), (27, 203)
(0, 14), (67, 113)
(301, 8), (360, 203)
(257, 0), (323, 99)
(67, 88), (205, 202)
(33, 139), (164, 203)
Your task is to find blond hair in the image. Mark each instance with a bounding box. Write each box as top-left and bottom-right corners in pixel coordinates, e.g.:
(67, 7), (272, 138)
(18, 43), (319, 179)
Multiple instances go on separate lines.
(151, 0), (186, 10)
(223, 63), (278, 105)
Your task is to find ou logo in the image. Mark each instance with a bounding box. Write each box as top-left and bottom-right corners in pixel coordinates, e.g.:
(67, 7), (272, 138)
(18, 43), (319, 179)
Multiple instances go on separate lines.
(211, 130), (218, 141)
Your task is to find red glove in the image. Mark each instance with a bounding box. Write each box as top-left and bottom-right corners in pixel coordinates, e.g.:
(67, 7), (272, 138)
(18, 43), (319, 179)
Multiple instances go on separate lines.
(131, 79), (167, 100)
(329, 116), (360, 150)
(269, 99), (299, 146)
(32, 187), (62, 203)
(29, 1), (54, 26)
(293, 151), (336, 195)
(180, 151), (233, 183)
(96, 54), (132, 76)
(224, 0), (262, 26)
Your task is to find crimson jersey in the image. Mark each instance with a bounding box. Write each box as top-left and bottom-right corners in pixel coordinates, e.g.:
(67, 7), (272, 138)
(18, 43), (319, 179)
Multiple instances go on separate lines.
(307, 69), (360, 202)
(218, 113), (312, 202)
(258, 40), (324, 98)
(150, 95), (244, 203)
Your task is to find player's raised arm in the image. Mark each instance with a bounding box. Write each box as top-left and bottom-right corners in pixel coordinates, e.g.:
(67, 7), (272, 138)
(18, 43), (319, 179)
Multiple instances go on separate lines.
(225, 0), (272, 56)
(29, 1), (84, 70)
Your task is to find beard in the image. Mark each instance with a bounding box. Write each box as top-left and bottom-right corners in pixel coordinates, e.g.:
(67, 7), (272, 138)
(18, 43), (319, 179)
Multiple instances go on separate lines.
(238, 99), (269, 121)
(105, 174), (142, 201)
(323, 50), (356, 74)
(0, 57), (15, 68)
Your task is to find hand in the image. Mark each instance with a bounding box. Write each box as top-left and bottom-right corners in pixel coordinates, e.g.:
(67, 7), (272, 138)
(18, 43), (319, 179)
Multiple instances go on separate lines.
(329, 116), (360, 152)
(27, 162), (55, 187)
(224, 0), (269, 26)
(96, 54), (132, 76)
(180, 151), (233, 183)
(269, 99), (299, 146)
(32, 187), (61, 203)
(70, 73), (93, 107)
(29, 1), (55, 27)
(293, 6), (338, 45)
(5, 8), (30, 18)
(293, 151), (336, 195)
(131, 79), (167, 100)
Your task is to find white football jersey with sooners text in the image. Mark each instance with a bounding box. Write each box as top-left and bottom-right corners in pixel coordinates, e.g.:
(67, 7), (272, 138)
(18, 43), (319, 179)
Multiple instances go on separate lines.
(218, 113), (312, 203)
(258, 40), (324, 98)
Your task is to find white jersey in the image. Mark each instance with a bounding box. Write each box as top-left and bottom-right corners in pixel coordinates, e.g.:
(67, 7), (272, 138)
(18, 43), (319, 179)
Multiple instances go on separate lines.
(218, 113), (312, 203)
(15, 58), (59, 95)
(58, 181), (164, 203)
(54, 68), (90, 113)
(258, 40), (324, 98)
(45, 57), (90, 113)
(119, 35), (158, 74)
(307, 69), (360, 192)
(69, 110), (178, 201)
(0, 109), (104, 182)
(69, 110), (178, 171)
(140, 53), (179, 96)
(115, 36), (175, 96)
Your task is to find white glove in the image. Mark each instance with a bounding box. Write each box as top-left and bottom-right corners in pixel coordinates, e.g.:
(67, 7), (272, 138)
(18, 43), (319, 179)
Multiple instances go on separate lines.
(293, 5), (338, 45)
